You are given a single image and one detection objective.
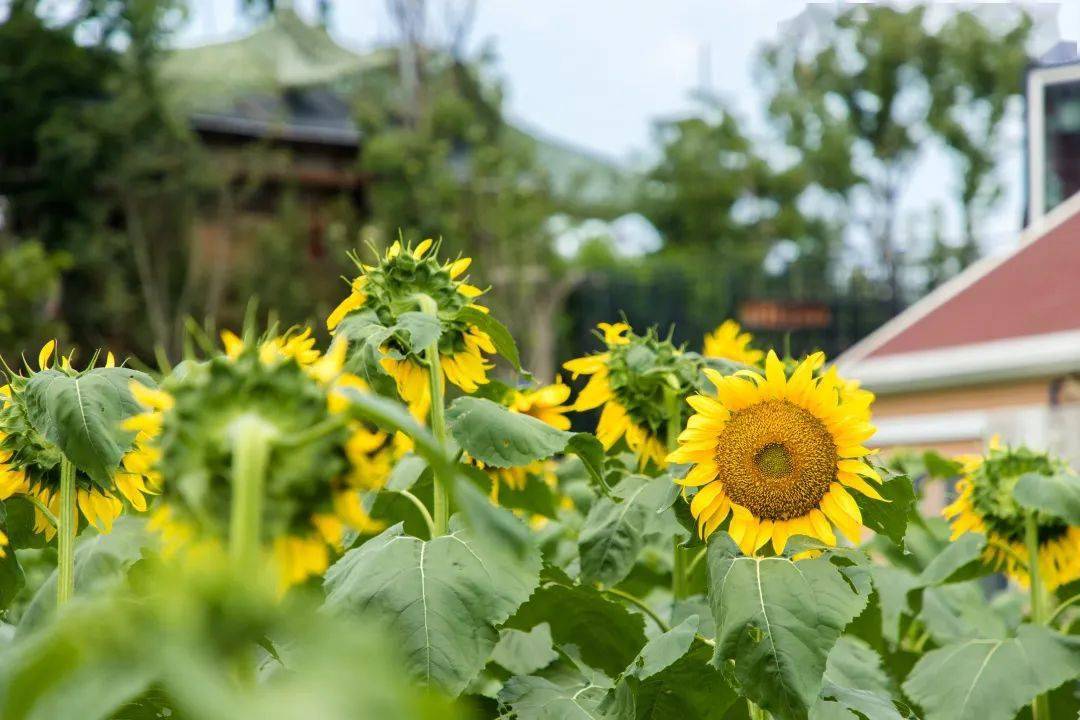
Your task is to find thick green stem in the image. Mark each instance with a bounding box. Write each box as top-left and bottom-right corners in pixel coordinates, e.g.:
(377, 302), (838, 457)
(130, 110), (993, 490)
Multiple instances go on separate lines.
(56, 455), (77, 606)
(418, 294), (450, 536)
(229, 416), (275, 573)
(1026, 513), (1051, 720)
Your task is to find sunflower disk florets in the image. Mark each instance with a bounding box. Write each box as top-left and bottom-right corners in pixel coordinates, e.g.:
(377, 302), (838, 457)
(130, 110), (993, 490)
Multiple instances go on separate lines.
(668, 351), (881, 555)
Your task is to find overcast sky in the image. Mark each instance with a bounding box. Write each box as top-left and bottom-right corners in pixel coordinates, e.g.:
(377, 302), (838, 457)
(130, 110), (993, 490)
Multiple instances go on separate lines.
(177, 1), (1080, 260)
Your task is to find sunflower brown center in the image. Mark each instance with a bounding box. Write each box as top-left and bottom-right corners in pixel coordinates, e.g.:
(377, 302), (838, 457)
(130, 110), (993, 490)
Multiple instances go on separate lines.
(715, 399), (838, 520)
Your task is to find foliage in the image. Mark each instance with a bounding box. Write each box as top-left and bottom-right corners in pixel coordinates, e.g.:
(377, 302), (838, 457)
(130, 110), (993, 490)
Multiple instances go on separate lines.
(0, 239), (69, 353)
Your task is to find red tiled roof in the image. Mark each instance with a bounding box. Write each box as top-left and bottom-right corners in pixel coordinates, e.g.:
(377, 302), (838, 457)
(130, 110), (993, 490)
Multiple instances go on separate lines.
(867, 208), (1080, 358)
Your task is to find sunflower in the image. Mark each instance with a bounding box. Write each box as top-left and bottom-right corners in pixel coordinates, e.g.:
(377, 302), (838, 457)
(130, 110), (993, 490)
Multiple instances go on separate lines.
(667, 351), (879, 555)
(0, 341), (157, 540)
(326, 239), (494, 417)
(943, 443), (1080, 590)
(130, 330), (390, 590)
(564, 323), (702, 470)
(702, 320), (763, 366)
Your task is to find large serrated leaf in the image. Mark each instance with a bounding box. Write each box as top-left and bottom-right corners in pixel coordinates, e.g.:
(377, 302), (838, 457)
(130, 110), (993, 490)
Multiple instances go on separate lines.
(506, 576), (646, 677)
(623, 616), (699, 681)
(23, 368), (153, 487)
(393, 311), (442, 354)
(918, 582), (1020, 645)
(813, 637), (907, 720)
(917, 532), (986, 586)
(446, 397), (569, 467)
(615, 642), (737, 720)
(902, 624), (1080, 720)
(578, 475), (675, 587)
(456, 306), (521, 371)
(498, 675), (610, 720)
(491, 623), (559, 676)
(707, 536), (871, 720)
(18, 517), (155, 634)
(1013, 471), (1080, 525)
(853, 474), (916, 548)
(446, 398), (606, 489)
(323, 523), (540, 696)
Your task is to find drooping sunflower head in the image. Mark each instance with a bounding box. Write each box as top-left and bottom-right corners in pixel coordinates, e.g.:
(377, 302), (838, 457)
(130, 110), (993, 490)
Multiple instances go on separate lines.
(564, 323), (704, 469)
(131, 330), (388, 590)
(702, 320), (763, 366)
(943, 443), (1080, 589)
(326, 239), (495, 416)
(0, 341), (157, 539)
(668, 351), (880, 556)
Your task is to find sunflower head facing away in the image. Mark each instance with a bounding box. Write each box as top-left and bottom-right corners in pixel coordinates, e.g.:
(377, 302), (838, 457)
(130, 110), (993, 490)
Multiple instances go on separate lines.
(0, 341), (157, 540)
(131, 330), (389, 590)
(668, 351), (880, 556)
(326, 239), (494, 416)
(943, 443), (1080, 590)
(702, 319), (763, 366)
(564, 323), (704, 469)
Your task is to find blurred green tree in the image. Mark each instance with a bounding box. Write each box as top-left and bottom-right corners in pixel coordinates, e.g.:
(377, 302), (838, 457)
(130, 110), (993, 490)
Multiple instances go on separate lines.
(350, 2), (581, 380)
(0, 0), (210, 360)
(760, 5), (1031, 305)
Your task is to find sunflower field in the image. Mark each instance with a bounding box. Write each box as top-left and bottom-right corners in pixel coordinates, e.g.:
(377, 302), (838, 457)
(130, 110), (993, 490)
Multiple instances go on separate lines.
(0, 240), (1079, 720)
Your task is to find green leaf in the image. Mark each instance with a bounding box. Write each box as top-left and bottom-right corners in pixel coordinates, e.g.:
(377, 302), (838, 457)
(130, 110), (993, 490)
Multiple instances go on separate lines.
(446, 398), (606, 489)
(566, 433), (609, 493)
(616, 643), (738, 720)
(707, 535), (871, 720)
(1013, 471), (1080, 525)
(456, 306), (521, 371)
(867, 566), (921, 644)
(812, 637), (906, 720)
(23, 368), (153, 487)
(393, 311), (442, 354)
(446, 397), (568, 467)
(386, 453), (429, 492)
(491, 623), (559, 676)
(579, 475), (675, 587)
(902, 624), (1080, 720)
(624, 616), (699, 681)
(918, 582), (1020, 645)
(922, 451), (961, 479)
(323, 523), (541, 696)
(917, 532), (986, 586)
(18, 517), (155, 634)
(336, 310), (400, 398)
(853, 474), (916, 548)
(0, 551), (22, 616)
(497, 675), (610, 720)
(506, 576), (647, 677)
(453, 476), (536, 561)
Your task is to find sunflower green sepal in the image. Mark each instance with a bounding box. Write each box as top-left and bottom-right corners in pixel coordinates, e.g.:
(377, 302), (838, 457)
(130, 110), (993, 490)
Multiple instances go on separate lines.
(134, 330), (397, 591)
(0, 341), (158, 539)
(564, 323), (706, 470)
(327, 239), (503, 418)
(944, 442), (1080, 590)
